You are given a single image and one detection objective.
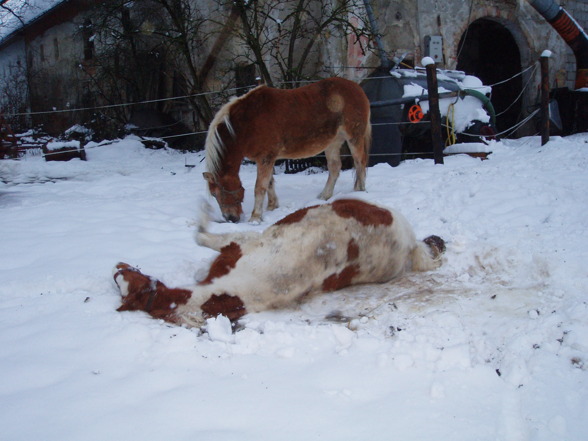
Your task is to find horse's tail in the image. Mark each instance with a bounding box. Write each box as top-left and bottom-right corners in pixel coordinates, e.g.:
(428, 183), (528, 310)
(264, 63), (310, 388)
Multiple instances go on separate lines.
(411, 235), (446, 272)
(363, 111), (372, 165)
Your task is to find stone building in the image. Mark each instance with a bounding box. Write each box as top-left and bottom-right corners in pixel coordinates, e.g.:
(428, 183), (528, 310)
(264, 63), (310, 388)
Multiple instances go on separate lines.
(0, 0), (95, 132)
(0, 0), (586, 139)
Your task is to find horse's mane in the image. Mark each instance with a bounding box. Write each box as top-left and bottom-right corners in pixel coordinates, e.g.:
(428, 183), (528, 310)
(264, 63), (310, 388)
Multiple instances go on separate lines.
(205, 86), (263, 176)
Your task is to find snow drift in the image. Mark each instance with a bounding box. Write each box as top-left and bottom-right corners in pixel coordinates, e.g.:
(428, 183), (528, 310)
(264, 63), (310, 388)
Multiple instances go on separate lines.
(1, 134), (587, 440)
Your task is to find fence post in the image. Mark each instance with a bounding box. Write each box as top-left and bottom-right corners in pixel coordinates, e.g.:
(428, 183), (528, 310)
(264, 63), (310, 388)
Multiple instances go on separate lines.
(423, 57), (444, 164)
(540, 50), (551, 146)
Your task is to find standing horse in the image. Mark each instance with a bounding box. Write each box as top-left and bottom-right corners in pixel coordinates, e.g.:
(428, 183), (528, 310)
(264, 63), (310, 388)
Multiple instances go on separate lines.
(203, 77), (372, 222)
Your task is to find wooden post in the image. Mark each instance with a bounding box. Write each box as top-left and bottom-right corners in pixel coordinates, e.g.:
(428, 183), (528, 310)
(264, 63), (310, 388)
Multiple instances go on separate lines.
(540, 50), (551, 146)
(423, 57), (444, 164)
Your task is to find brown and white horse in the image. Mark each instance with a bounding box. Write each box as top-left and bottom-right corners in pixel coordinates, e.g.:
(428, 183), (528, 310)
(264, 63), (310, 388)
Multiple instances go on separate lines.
(114, 199), (445, 328)
(203, 77), (372, 223)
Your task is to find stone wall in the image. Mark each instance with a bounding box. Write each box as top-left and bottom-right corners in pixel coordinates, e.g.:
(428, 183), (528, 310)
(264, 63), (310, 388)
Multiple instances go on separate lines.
(360, 0), (574, 83)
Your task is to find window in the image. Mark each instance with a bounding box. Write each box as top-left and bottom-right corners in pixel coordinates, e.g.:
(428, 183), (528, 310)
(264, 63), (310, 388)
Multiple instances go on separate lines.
(40, 44), (45, 62)
(53, 38), (59, 60)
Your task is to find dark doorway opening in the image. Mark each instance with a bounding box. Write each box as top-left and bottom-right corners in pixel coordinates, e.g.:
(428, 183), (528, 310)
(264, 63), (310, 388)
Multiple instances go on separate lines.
(457, 19), (523, 136)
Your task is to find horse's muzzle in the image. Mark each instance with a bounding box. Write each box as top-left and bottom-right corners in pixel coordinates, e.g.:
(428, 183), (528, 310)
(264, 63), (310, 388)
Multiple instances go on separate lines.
(224, 213), (240, 223)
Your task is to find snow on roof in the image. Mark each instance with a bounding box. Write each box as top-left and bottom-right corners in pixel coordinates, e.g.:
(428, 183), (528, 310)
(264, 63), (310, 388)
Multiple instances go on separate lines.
(0, 0), (67, 43)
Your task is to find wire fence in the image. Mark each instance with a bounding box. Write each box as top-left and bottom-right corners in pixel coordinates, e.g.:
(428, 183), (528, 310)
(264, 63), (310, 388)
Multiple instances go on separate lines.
(3, 57), (545, 161)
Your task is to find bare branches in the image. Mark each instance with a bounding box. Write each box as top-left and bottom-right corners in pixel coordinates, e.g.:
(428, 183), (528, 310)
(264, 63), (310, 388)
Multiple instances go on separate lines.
(84, 0), (215, 128)
(1, 0), (28, 27)
(231, 0), (375, 87)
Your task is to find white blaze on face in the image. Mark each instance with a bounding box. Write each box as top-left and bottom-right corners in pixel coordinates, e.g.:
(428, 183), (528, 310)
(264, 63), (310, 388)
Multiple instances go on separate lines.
(113, 269), (130, 297)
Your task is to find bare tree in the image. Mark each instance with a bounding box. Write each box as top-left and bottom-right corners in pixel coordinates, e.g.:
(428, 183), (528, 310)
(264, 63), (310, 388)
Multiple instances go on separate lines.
(1, 0), (27, 26)
(148, 0), (216, 125)
(80, 2), (169, 122)
(230, 0), (375, 88)
(77, 0), (376, 134)
(83, 0), (217, 131)
(0, 59), (29, 131)
(1, 0), (32, 130)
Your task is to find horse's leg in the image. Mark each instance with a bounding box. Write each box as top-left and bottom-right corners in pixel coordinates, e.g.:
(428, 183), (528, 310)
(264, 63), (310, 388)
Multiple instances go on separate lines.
(196, 200), (260, 250)
(318, 141), (342, 200)
(267, 175), (279, 211)
(197, 230), (261, 251)
(251, 161), (275, 222)
(347, 136), (368, 192)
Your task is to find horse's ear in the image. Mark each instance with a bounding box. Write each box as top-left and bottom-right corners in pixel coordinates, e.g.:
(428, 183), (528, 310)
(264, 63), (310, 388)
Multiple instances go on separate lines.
(203, 172), (214, 183)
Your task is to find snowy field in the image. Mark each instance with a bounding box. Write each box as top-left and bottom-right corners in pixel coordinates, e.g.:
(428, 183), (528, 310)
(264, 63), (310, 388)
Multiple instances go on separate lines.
(1, 134), (587, 440)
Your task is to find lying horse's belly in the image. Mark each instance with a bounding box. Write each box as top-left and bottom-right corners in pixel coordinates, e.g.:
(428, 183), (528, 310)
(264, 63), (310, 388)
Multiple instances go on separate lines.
(204, 221), (408, 312)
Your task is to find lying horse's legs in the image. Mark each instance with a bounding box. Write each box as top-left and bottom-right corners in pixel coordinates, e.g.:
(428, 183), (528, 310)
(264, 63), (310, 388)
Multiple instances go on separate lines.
(196, 199), (261, 250)
(410, 236), (446, 272)
(197, 230), (261, 251)
(250, 161), (276, 222)
(318, 142), (343, 200)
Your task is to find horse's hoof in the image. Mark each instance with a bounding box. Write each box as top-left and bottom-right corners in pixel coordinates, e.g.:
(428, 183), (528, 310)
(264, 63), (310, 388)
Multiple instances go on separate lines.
(423, 235), (446, 258)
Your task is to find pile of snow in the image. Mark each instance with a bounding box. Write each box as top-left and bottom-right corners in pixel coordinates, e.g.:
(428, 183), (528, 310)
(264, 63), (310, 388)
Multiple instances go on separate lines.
(64, 124), (94, 141)
(444, 141), (494, 154)
(1, 134), (587, 440)
(45, 140), (81, 151)
(404, 74), (492, 133)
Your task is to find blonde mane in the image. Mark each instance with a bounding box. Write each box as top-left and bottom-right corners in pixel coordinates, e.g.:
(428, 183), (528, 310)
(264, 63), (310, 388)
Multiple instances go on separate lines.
(205, 87), (262, 176)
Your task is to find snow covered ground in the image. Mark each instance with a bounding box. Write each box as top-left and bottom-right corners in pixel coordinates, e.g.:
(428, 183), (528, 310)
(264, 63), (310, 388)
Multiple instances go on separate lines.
(1, 134), (587, 440)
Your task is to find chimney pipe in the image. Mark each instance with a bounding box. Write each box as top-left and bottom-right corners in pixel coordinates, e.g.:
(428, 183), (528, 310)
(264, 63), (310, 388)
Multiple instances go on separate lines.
(527, 0), (588, 89)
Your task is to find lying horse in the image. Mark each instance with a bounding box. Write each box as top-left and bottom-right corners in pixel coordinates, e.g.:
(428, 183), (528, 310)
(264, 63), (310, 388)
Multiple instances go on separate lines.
(114, 199), (445, 328)
(203, 77), (371, 223)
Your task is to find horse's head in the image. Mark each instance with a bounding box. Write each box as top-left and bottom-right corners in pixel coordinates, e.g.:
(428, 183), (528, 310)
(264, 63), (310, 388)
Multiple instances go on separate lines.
(114, 262), (190, 323)
(203, 172), (245, 223)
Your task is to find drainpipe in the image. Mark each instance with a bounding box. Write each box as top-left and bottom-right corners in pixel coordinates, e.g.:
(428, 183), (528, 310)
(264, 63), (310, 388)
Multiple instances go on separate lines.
(362, 0), (391, 69)
(527, 0), (588, 89)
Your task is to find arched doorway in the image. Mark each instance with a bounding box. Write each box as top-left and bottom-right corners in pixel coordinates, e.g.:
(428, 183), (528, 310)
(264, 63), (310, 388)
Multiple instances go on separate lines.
(457, 19), (523, 137)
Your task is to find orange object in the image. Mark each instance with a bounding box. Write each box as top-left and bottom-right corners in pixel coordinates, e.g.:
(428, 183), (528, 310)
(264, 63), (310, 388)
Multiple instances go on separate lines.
(408, 104), (424, 122)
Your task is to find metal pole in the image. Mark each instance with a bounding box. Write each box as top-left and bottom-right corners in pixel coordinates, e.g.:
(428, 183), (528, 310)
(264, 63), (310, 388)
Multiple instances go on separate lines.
(540, 50), (551, 146)
(423, 57), (444, 164)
